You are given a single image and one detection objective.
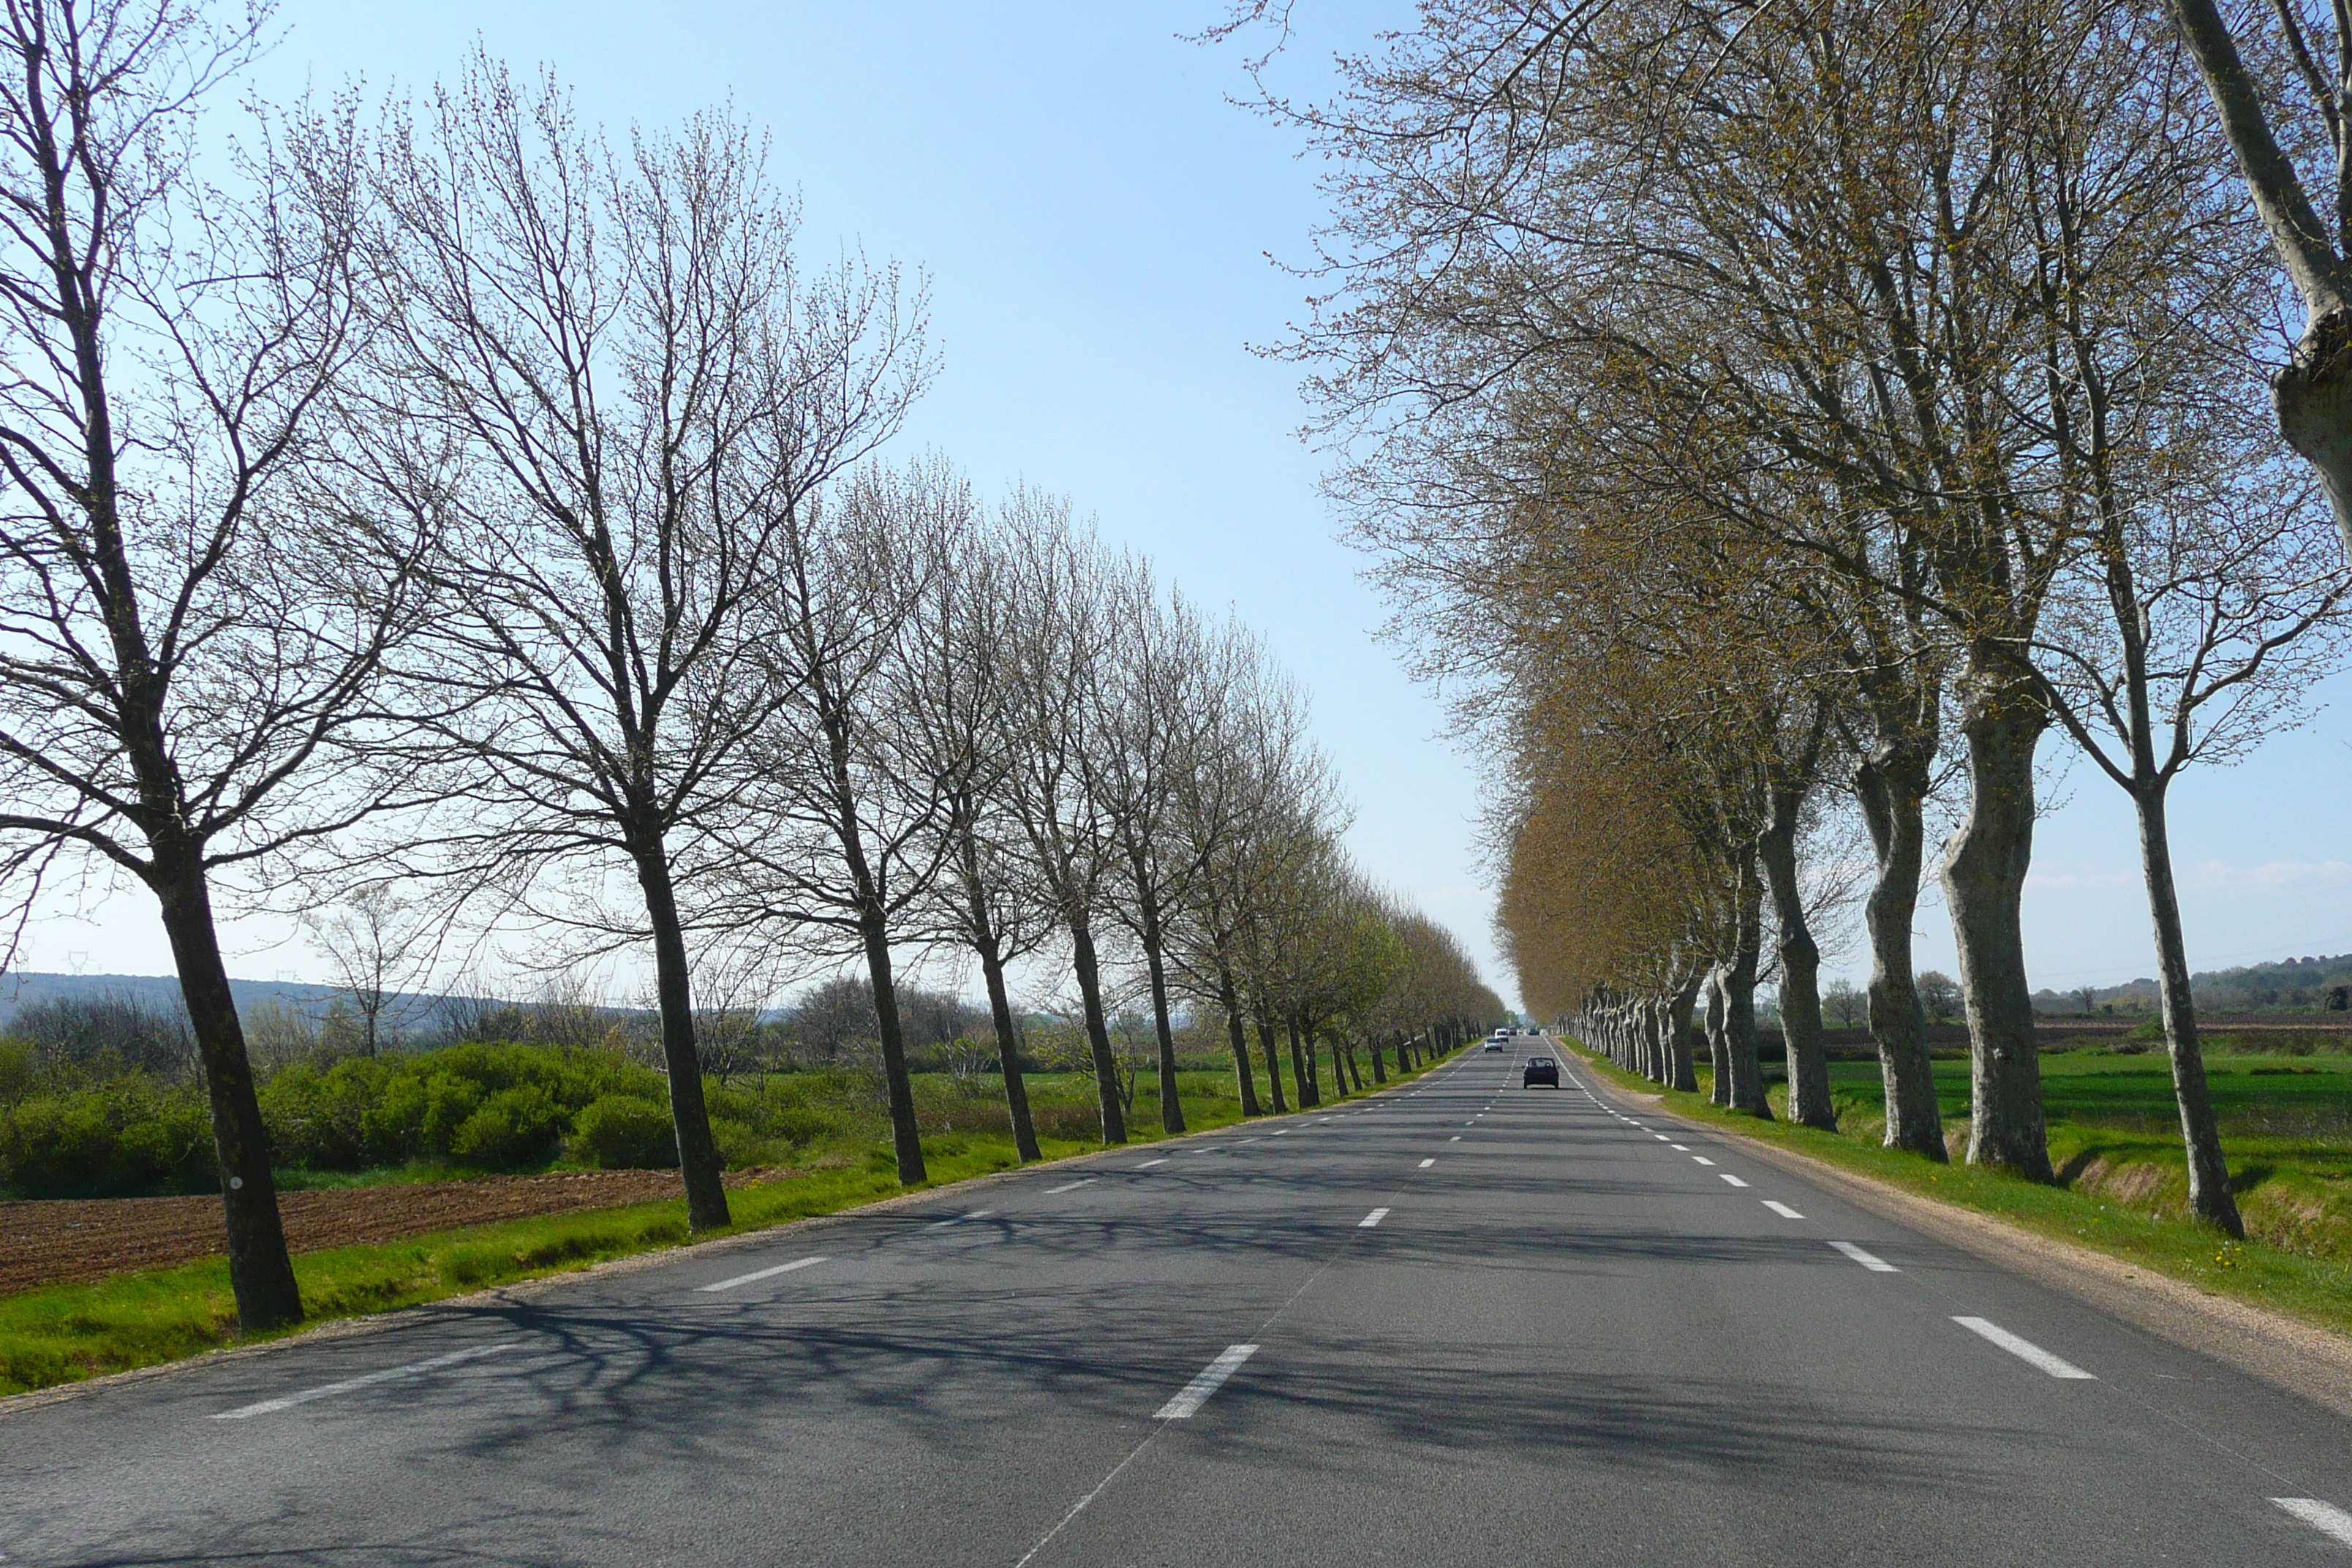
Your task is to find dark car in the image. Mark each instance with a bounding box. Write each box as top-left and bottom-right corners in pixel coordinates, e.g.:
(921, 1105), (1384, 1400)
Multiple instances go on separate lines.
(1523, 1055), (1560, 1088)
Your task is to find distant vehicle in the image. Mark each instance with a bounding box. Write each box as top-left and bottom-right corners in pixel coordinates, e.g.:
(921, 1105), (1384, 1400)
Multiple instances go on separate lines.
(1523, 1055), (1560, 1088)
(1483, 1039), (1506, 1052)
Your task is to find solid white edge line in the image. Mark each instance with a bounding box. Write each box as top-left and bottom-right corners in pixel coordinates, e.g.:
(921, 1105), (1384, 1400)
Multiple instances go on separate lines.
(1719, 1173), (1750, 1188)
(2273, 1498), (2352, 1547)
(1952, 1316), (2095, 1379)
(212, 1342), (518, 1419)
(1155, 1343), (1259, 1419)
(697, 1255), (829, 1293)
(1359, 1207), (1390, 1228)
(1044, 1178), (1097, 1195)
(1828, 1240), (1899, 1273)
(1763, 1201), (1805, 1218)
(1417, 1158), (1436, 1168)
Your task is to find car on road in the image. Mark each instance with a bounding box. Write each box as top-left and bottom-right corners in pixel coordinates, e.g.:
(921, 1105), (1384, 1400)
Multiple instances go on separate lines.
(1483, 1038), (1506, 1052)
(1523, 1055), (1560, 1088)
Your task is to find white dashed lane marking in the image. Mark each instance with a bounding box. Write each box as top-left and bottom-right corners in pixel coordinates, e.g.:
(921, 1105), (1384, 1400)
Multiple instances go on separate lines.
(2273, 1499), (2352, 1548)
(1135, 1159), (1168, 1169)
(1156, 1344), (1259, 1420)
(1044, 1179), (1096, 1195)
(1829, 1240), (1899, 1273)
(1719, 1173), (1749, 1188)
(213, 1343), (519, 1420)
(925, 1210), (994, 1229)
(1763, 1201), (1804, 1219)
(1951, 1317), (2095, 1379)
(1417, 1158), (1436, 1169)
(1692, 1156), (1716, 1166)
(698, 1256), (828, 1293)
(1359, 1207), (1390, 1228)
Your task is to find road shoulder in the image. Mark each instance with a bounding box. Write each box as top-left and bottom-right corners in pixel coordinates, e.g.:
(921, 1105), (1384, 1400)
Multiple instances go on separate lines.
(1600, 1080), (2352, 1422)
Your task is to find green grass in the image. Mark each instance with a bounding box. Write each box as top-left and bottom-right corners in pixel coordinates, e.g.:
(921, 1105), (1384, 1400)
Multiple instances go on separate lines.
(1562, 1038), (2352, 1338)
(0, 1049), (1455, 1398)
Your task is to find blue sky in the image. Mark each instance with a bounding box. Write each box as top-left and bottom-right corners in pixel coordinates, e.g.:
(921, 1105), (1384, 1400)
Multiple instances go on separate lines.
(29, 1), (2351, 1005)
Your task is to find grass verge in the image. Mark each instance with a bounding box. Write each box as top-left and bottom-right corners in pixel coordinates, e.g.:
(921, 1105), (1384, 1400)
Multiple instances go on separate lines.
(0, 1049), (1455, 1398)
(1560, 1037), (2352, 1340)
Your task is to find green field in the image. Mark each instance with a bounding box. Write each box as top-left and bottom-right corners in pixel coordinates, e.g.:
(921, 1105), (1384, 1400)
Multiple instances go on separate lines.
(1566, 1038), (2352, 1336)
(0, 1055), (1446, 1398)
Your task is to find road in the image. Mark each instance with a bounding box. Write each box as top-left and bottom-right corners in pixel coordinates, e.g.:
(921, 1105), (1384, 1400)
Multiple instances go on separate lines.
(6, 1041), (2351, 1565)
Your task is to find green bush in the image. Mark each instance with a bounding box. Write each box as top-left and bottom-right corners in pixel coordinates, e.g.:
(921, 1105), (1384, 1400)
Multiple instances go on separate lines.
(448, 1085), (565, 1169)
(0, 1080), (216, 1196)
(570, 1095), (675, 1169)
(0, 1038), (32, 1106)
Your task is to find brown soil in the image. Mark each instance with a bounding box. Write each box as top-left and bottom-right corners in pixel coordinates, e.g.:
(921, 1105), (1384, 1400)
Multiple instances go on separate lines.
(0, 1167), (793, 1298)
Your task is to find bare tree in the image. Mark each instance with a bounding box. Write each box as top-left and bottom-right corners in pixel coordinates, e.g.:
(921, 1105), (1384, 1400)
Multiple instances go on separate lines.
(901, 510), (1055, 1159)
(729, 456), (966, 1186)
(996, 497), (1131, 1144)
(304, 888), (432, 1055)
(0, 0), (418, 1330)
(2033, 445), (2352, 1232)
(347, 58), (928, 1229)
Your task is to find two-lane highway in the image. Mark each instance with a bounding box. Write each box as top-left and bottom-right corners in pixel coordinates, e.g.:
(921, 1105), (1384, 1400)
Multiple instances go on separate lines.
(5, 1042), (2351, 1564)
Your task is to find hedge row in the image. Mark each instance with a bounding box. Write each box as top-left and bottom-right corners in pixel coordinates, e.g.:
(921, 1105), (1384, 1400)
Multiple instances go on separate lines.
(0, 1043), (853, 1198)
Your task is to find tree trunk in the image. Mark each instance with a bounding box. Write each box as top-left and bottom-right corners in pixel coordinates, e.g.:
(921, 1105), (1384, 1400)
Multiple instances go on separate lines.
(1221, 978), (1262, 1116)
(1722, 864), (1772, 1118)
(1369, 1034), (1387, 1084)
(153, 850), (304, 1332)
(1853, 755), (1947, 1159)
(1134, 885), (1185, 1135)
(1705, 973), (1733, 1106)
(859, 911), (928, 1185)
(977, 935), (1041, 1162)
(1256, 1013), (1289, 1112)
(1288, 1016), (1320, 1107)
(1068, 916), (1128, 1145)
(629, 831), (733, 1228)
(1760, 799), (1834, 1130)
(2133, 783), (2246, 1235)
(1667, 981), (1700, 1093)
(1941, 682), (2053, 1180)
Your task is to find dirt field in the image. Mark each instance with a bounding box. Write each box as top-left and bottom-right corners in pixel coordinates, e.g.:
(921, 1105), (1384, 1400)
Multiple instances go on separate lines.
(0, 1167), (793, 1298)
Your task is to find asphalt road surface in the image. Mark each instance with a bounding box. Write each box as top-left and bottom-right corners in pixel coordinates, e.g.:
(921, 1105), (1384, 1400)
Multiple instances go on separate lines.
(7, 1041), (2352, 1566)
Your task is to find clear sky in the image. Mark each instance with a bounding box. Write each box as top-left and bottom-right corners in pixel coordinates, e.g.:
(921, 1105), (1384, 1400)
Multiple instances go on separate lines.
(22, 1), (2350, 1006)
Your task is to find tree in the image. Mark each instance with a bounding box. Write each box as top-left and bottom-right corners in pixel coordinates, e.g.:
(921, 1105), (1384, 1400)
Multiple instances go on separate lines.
(731, 457), (968, 1186)
(995, 499), (1132, 1145)
(304, 889), (433, 1056)
(2032, 418), (2352, 1232)
(0, 0), (410, 1330)
(1823, 981), (1865, 1030)
(348, 59), (928, 1229)
(1917, 972), (1962, 1024)
(2161, 0), (2352, 551)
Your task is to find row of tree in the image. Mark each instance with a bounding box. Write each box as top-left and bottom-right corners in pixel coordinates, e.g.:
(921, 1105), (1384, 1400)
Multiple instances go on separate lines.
(1230, 0), (2352, 1238)
(0, 3), (1501, 1331)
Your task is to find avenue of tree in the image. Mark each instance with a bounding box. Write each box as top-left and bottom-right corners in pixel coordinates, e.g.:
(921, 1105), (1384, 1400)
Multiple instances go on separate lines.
(0, 1), (1504, 1333)
(1226, 0), (2352, 1238)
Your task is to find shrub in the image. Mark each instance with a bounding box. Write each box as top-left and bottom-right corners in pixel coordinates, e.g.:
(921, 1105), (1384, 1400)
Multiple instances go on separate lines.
(448, 1085), (565, 1169)
(570, 1095), (675, 1169)
(0, 1039), (32, 1106)
(0, 1081), (215, 1196)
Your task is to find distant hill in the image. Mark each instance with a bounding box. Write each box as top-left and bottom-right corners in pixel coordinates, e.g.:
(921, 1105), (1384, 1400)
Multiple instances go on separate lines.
(0, 970), (363, 1025)
(2032, 952), (2352, 1015)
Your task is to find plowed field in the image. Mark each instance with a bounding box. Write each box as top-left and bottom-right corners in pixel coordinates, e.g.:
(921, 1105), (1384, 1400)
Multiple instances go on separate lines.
(1, 1166), (792, 1297)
